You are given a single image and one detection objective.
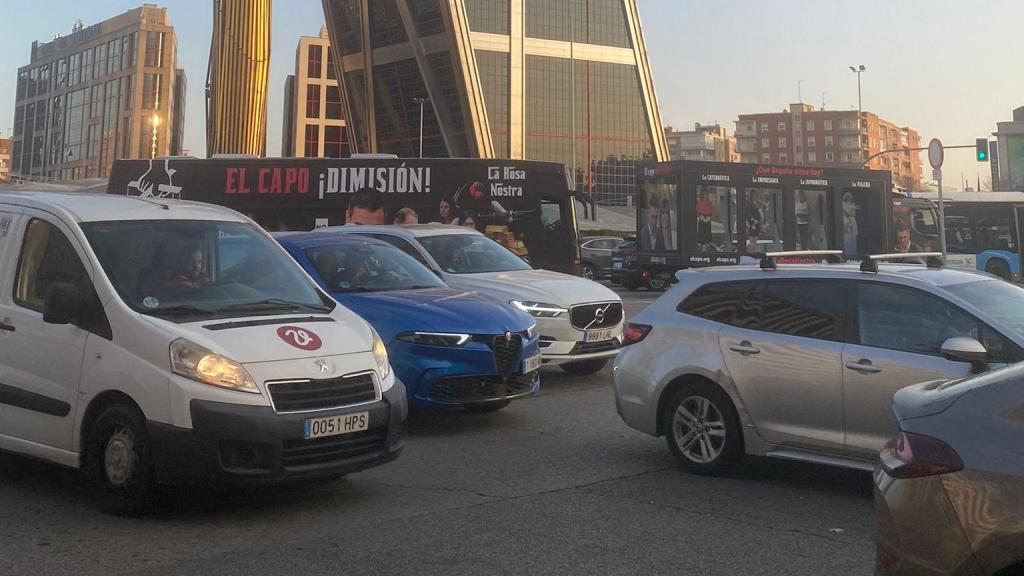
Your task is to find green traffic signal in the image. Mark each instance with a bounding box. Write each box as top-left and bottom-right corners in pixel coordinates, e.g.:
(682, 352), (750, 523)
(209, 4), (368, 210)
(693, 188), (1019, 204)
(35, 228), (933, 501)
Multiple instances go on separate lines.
(976, 138), (990, 162)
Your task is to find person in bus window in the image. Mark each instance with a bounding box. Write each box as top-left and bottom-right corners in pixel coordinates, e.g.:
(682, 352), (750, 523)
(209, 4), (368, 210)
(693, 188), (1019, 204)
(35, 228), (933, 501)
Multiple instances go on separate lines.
(893, 222), (924, 264)
(345, 187), (387, 225)
(696, 190), (714, 249)
(460, 211), (478, 230)
(795, 190), (810, 248)
(659, 197), (673, 250)
(394, 207), (419, 225)
(640, 208), (665, 251)
(842, 192), (859, 256)
(746, 189), (764, 252)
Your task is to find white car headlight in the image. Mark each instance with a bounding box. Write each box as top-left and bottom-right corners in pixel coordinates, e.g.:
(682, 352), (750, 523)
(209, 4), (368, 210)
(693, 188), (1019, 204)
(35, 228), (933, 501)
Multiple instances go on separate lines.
(371, 327), (392, 385)
(170, 338), (259, 394)
(511, 300), (567, 318)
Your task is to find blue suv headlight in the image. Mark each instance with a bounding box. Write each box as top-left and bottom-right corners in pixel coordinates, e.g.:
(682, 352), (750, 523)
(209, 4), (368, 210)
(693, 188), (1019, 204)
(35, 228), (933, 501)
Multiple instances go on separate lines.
(397, 332), (471, 347)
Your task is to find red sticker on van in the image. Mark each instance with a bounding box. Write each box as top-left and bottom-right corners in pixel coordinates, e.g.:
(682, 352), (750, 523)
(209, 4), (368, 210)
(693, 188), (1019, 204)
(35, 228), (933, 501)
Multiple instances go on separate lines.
(277, 326), (323, 351)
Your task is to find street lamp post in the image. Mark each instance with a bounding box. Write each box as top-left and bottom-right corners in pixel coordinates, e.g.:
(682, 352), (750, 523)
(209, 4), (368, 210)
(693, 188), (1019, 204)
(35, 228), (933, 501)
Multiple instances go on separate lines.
(412, 97), (429, 158)
(849, 65), (865, 162)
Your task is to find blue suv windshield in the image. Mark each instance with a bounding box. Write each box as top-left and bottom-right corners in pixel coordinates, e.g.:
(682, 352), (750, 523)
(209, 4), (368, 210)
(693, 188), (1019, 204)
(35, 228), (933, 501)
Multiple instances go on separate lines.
(306, 242), (445, 293)
(82, 220), (333, 320)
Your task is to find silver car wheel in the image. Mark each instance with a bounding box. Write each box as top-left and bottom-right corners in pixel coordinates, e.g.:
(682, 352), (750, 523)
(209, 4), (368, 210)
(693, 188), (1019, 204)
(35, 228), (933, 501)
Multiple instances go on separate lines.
(672, 396), (726, 464)
(103, 426), (137, 487)
(581, 264), (595, 280)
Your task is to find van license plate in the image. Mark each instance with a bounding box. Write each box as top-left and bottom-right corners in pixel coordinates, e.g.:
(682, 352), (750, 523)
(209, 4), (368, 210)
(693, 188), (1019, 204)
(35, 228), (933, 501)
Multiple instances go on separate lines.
(584, 328), (614, 343)
(522, 353), (542, 373)
(304, 412), (369, 440)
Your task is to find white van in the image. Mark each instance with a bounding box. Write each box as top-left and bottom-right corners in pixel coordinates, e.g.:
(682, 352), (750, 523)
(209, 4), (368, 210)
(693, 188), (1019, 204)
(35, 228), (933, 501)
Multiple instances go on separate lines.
(0, 192), (405, 514)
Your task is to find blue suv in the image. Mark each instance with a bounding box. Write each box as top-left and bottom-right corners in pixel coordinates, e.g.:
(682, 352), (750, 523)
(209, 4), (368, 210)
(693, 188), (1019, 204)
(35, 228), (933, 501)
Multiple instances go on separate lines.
(277, 232), (541, 412)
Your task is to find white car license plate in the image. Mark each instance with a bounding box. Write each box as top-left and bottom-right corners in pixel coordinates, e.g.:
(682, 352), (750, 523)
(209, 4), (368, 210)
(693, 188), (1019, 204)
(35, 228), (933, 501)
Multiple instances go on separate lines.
(584, 328), (614, 342)
(522, 353), (542, 373)
(612, 261), (623, 269)
(304, 412), (369, 440)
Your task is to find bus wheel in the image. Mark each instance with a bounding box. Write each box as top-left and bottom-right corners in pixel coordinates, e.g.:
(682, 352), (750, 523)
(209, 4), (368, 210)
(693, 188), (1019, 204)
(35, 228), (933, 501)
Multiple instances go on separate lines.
(647, 275), (668, 291)
(986, 259), (1012, 281)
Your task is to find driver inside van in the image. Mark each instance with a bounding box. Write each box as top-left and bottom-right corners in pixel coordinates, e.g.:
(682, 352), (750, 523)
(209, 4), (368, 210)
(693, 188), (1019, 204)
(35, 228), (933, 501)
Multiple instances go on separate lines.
(164, 246), (211, 293)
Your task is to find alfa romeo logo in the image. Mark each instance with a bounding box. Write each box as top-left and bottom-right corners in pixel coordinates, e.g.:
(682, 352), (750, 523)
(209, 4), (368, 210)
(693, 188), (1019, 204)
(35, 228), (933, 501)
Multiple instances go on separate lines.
(277, 326), (323, 351)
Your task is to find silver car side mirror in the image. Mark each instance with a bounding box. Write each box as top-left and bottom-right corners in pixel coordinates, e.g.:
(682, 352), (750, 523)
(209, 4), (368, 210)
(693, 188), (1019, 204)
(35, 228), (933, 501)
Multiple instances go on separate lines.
(941, 337), (989, 374)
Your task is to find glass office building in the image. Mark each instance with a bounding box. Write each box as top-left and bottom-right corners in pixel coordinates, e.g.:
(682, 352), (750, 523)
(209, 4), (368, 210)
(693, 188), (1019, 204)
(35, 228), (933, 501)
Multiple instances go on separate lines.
(321, 0), (668, 205)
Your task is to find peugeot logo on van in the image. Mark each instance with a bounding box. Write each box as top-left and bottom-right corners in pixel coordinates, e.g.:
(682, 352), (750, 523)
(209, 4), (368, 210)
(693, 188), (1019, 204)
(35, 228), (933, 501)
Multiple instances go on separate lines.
(313, 358), (331, 375)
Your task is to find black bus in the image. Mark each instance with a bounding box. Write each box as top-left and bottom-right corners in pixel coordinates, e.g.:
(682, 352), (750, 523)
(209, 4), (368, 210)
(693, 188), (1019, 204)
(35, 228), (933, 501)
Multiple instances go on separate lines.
(107, 156), (581, 274)
(635, 160), (897, 287)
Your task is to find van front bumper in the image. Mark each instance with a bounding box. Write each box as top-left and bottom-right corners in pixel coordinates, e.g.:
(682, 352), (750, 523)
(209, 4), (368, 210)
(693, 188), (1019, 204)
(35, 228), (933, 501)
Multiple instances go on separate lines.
(147, 381), (406, 485)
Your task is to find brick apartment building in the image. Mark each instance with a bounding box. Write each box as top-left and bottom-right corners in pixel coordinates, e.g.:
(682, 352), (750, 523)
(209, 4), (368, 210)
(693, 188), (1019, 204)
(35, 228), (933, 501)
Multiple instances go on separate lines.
(736, 103), (921, 191)
(0, 138), (11, 181)
(664, 123), (740, 163)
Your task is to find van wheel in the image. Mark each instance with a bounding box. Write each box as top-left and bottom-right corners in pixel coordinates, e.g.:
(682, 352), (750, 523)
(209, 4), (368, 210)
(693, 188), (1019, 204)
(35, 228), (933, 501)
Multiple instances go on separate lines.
(580, 263), (596, 281)
(561, 358), (609, 375)
(86, 404), (154, 516)
(662, 382), (743, 475)
(986, 259), (1012, 281)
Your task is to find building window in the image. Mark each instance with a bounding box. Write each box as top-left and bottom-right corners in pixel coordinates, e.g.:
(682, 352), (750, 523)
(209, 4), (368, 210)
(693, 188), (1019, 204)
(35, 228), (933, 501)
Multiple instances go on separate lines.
(305, 84), (321, 119)
(307, 44), (322, 79)
(824, 119), (833, 131)
(303, 125), (319, 157)
(323, 125), (346, 158)
(760, 122), (769, 133)
(79, 50), (90, 85)
(141, 74), (162, 109)
(808, 151), (817, 163)
(842, 119), (854, 129)
(466, 0), (508, 34)
(779, 153), (788, 164)
(94, 44), (107, 80)
(761, 153), (770, 163)
(825, 152), (834, 162)
(326, 50), (336, 80)
(807, 136), (816, 147)
(843, 152), (853, 162)
(761, 137), (769, 148)
(806, 120), (815, 131)
(325, 85), (343, 120)
(825, 135), (833, 147)
(778, 137), (787, 148)
(777, 122), (786, 132)
(144, 31), (164, 68)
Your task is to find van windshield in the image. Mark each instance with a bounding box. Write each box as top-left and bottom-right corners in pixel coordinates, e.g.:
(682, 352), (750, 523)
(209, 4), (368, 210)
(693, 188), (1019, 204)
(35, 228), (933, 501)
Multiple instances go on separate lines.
(82, 220), (333, 321)
(418, 234), (532, 274)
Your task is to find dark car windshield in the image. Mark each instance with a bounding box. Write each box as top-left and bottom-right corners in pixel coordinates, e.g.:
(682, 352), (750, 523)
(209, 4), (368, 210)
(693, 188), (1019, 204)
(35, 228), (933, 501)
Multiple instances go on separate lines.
(418, 234), (532, 274)
(945, 279), (1024, 339)
(82, 220), (333, 321)
(306, 241), (445, 293)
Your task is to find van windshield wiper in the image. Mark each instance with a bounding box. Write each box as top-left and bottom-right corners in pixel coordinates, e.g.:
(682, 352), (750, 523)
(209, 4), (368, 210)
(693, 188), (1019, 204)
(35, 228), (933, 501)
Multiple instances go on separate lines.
(217, 299), (331, 314)
(146, 304), (216, 317)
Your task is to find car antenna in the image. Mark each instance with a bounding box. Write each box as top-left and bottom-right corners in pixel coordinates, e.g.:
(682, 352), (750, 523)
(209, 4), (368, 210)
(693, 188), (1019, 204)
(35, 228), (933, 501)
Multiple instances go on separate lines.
(130, 195), (170, 210)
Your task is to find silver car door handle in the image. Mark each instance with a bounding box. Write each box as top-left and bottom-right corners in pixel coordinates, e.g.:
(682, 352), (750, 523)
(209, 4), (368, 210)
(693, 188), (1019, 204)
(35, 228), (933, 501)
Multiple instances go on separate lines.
(728, 341), (760, 355)
(846, 360), (882, 374)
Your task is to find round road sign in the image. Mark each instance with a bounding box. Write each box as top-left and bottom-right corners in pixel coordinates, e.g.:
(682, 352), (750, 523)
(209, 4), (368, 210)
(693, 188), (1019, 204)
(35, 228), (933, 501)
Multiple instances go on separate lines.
(928, 138), (944, 170)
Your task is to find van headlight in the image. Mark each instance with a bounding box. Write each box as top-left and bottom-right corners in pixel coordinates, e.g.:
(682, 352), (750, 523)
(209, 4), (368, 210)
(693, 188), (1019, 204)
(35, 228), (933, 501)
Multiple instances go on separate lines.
(511, 300), (567, 318)
(371, 327), (392, 386)
(170, 339), (259, 394)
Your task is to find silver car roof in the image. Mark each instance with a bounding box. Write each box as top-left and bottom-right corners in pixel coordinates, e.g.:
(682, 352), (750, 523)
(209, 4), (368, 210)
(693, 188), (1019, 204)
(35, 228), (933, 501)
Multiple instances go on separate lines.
(676, 263), (994, 289)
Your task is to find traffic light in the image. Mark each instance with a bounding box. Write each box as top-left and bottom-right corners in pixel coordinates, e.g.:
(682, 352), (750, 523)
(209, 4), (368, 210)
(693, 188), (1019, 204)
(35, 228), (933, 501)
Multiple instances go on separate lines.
(976, 138), (990, 162)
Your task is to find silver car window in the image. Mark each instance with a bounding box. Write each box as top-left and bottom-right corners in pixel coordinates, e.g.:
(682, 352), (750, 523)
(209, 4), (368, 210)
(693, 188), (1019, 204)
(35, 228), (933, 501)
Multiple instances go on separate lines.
(754, 280), (847, 341)
(856, 283), (979, 356)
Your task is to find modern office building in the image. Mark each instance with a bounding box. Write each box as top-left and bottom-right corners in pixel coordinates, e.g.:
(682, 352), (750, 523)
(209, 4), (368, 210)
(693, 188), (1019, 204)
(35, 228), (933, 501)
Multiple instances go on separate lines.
(206, 0), (271, 156)
(321, 0), (668, 205)
(993, 106), (1024, 191)
(664, 123), (739, 163)
(0, 138), (11, 181)
(281, 27), (349, 158)
(736, 103), (922, 192)
(10, 5), (184, 180)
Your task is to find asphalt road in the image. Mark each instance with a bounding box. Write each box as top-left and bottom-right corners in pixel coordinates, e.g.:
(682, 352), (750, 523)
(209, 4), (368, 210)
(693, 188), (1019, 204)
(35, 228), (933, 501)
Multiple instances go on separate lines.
(0, 287), (876, 576)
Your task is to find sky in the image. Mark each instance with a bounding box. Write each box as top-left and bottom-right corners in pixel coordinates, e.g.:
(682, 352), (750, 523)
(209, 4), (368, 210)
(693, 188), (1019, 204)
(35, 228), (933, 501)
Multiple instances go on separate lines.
(0, 0), (1021, 190)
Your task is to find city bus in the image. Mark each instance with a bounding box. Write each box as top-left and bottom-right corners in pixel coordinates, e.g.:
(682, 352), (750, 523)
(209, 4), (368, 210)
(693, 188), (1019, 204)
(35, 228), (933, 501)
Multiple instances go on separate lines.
(633, 160), (900, 287)
(914, 191), (1024, 282)
(107, 156), (581, 274)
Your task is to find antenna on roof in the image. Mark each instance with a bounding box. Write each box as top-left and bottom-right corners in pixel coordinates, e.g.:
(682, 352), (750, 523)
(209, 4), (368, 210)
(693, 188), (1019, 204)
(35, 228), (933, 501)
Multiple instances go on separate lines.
(72, 19), (83, 33)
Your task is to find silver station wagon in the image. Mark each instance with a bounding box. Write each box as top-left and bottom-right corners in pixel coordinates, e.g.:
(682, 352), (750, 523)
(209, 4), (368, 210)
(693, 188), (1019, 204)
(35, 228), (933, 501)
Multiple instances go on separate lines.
(613, 255), (1024, 474)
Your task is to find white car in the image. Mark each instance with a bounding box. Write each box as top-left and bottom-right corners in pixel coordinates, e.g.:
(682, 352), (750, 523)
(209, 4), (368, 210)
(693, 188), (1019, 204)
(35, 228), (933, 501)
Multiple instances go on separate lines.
(326, 224), (624, 374)
(0, 191), (405, 514)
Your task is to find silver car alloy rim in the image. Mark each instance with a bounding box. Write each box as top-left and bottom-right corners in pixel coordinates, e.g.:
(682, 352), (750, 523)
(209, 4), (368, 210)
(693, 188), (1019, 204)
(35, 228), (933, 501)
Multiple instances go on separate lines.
(582, 265), (594, 280)
(104, 427), (137, 486)
(672, 396), (726, 464)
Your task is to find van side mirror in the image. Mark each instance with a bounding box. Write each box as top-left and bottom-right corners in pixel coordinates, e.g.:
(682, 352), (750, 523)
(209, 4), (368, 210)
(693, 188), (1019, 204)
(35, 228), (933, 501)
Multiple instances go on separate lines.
(43, 282), (81, 325)
(941, 337), (988, 374)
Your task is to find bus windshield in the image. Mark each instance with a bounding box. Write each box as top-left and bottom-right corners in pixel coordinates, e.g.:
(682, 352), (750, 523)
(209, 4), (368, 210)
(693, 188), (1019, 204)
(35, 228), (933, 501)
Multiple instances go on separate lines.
(419, 234), (533, 274)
